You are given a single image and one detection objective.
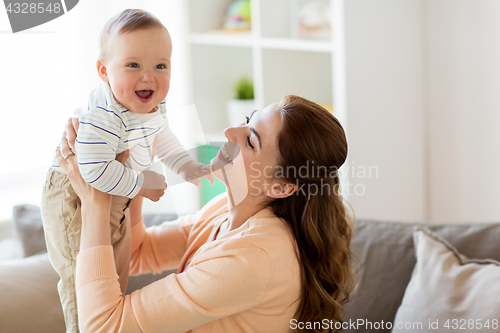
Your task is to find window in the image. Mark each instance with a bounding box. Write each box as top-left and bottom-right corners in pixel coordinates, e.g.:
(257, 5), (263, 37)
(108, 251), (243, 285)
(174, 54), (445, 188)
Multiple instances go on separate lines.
(0, 2), (191, 220)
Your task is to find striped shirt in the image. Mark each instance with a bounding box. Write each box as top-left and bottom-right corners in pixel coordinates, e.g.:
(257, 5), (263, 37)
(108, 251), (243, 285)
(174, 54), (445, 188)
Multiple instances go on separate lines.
(52, 82), (191, 198)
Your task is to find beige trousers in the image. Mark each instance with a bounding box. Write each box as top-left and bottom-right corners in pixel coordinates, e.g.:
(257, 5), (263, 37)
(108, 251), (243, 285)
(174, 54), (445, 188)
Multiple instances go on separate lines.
(41, 168), (131, 333)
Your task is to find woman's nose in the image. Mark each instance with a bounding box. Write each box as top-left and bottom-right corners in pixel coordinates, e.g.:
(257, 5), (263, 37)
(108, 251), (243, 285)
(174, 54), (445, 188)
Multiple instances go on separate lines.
(224, 125), (242, 142)
(224, 126), (234, 140)
(224, 122), (248, 146)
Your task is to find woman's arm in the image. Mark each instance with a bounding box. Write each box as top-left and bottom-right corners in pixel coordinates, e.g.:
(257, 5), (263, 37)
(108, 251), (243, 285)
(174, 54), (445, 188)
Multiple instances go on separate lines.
(129, 195), (144, 228)
(80, 194), (112, 250)
(128, 194), (227, 275)
(129, 219), (192, 275)
(126, 156), (192, 275)
(75, 234), (271, 333)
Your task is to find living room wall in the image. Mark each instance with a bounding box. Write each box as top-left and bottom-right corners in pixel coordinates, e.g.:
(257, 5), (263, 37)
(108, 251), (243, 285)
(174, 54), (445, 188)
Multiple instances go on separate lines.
(426, 0), (500, 222)
(345, 0), (500, 223)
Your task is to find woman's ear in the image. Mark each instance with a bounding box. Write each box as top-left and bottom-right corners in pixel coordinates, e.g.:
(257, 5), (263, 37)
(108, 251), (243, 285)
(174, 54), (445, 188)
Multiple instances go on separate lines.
(96, 60), (109, 83)
(266, 181), (297, 199)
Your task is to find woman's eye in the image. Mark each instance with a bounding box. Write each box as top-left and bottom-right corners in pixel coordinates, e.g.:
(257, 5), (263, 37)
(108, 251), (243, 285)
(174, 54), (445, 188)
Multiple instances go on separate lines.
(127, 63), (139, 68)
(247, 136), (254, 150)
(156, 64), (167, 69)
(245, 117), (254, 149)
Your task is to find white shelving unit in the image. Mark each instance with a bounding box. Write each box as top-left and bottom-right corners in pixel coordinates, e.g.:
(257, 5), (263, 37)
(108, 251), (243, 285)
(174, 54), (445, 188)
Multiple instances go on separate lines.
(176, 0), (500, 223)
(181, 0), (346, 138)
(177, 0), (349, 211)
(177, 0), (439, 222)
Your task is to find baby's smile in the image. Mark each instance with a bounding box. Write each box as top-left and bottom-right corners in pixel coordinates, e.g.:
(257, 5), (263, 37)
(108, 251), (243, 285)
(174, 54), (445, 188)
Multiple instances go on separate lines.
(100, 26), (172, 114)
(135, 90), (154, 103)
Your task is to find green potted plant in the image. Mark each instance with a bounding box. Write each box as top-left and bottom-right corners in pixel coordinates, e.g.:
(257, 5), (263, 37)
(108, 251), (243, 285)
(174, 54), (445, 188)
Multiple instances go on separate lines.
(227, 77), (256, 126)
(234, 76), (254, 100)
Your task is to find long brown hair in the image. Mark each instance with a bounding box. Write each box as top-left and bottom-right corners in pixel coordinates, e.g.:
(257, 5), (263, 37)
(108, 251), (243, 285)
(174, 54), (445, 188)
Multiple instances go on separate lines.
(268, 95), (357, 332)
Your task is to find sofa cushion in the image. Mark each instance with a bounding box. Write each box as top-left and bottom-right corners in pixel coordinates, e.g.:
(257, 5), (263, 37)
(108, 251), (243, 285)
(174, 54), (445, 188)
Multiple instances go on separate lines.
(343, 219), (500, 333)
(0, 252), (65, 333)
(0, 211), (178, 333)
(392, 227), (500, 333)
(0, 238), (23, 261)
(12, 204), (46, 257)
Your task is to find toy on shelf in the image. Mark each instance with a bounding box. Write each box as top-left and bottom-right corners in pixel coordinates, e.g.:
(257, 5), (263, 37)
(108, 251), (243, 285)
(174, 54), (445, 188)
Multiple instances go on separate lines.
(319, 104), (334, 114)
(223, 0), (251, 31)
(297, 1), (331, 40)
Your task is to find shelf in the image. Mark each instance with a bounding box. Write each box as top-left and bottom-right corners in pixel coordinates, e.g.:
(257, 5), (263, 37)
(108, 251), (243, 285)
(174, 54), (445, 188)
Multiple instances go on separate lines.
(190, 32), (334, 53)
(203, 132), (228, 144)
(184, 0), (345, 210)
(262, 49), (333, 106)
(190, 45), (253, 132)
(190, 32), (253, 47)
(260, 37), (333, 53)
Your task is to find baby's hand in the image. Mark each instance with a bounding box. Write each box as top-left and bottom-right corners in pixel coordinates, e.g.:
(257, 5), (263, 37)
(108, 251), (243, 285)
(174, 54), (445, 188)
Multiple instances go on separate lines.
(138, 170), (167, 202)
(178, 160), (215, 187)
(138, 188), (165, 202)
(142, 170), (166, 190)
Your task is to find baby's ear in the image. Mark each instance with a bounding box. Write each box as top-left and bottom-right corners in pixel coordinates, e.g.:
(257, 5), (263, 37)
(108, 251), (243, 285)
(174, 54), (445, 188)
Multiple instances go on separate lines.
(96, 60), (109, 82)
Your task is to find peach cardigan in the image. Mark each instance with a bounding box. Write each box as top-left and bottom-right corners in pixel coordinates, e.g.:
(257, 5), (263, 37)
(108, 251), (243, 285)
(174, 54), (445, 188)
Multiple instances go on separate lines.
(75, 194), (301, 332)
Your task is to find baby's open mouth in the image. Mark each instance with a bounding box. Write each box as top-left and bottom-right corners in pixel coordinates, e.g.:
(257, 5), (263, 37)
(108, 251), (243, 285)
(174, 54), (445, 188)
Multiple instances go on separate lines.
(135, 90), (154, 101)
(210, 142), (240, 173)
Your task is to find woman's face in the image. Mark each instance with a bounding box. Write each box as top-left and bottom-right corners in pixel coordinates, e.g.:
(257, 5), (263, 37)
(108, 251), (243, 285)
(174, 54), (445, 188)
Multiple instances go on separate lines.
(211, 103), (283, 206)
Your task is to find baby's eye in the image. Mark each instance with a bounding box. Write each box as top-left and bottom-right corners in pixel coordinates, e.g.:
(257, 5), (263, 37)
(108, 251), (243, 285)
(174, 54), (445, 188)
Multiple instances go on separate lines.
(156, 64), (167, 69)
(127, 63), (139, 68)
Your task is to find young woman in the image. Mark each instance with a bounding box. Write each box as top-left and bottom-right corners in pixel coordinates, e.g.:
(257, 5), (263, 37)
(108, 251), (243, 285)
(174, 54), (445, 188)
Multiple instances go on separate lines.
(56, 95), (357, 333)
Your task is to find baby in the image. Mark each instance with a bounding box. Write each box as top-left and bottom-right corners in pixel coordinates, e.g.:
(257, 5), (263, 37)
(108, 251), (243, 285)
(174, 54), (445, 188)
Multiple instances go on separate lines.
(41, 9), (210, 333)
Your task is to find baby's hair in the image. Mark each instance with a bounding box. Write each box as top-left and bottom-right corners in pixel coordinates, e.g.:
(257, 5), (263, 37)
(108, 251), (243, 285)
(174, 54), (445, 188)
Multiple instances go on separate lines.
(98, 9), (166, 62)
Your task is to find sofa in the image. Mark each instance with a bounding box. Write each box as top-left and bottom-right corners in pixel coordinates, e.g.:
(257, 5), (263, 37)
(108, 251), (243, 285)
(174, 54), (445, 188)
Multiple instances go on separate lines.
(1, 204), (499, 333)
(344, 219), (500, 332)
(0, 205), (178, 333)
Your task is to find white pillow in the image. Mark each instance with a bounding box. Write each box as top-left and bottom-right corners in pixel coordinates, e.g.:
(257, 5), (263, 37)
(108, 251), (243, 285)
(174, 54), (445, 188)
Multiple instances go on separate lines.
(392, 227), (500, 333)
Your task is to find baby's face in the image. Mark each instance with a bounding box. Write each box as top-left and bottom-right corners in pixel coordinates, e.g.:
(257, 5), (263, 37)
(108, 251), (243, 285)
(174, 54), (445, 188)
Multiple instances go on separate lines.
(100, 27), (172, 114)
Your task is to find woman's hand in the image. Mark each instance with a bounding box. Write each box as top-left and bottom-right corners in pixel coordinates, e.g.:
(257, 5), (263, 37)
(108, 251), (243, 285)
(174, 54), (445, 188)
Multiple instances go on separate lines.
(56, 118), (135, 250)
(55, 118), (111, 207)
(55, 117), (116, 250)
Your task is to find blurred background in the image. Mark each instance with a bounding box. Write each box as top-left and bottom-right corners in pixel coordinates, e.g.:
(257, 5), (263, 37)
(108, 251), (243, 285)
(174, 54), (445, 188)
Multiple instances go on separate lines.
(0, 0), (499, 223)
